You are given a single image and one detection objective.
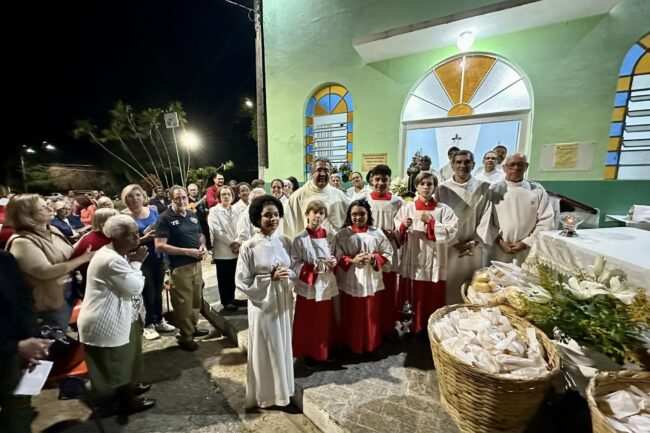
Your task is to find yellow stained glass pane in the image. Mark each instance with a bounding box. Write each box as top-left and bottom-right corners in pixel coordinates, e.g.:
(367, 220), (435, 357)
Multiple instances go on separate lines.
(616, 76), (631, 91)
(611, 107), (626, 122)
(608, 137), (621, 151)
(314, 103), (328, 116)
(434, 58), (463, 105)
(306, 117), (313, 126)
(329, 85), (348, 97)
(604, 166), (617, 179)
(460, 56), (497, 104)
(634, 53), (649, 74)
(314, 86), (330, 101)
(448, 103), (473, 117)
(332, 99), (348, 114)
(347, 112), (354, 122)
(640, 34), (650, 49)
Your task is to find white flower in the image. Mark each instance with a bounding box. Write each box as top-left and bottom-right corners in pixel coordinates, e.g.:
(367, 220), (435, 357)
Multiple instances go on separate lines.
(606, 276), (637, 305)
(563, 277), (609, 300)
(593, 255), (606, 276)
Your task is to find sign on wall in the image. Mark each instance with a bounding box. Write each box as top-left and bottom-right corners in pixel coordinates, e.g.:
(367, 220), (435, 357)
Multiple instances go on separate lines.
(539, 142), (594, 171)
(362, 153), (388, 171)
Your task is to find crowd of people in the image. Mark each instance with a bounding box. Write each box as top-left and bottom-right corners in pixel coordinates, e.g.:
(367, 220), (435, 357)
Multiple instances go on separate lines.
(0, 144), (556, 426)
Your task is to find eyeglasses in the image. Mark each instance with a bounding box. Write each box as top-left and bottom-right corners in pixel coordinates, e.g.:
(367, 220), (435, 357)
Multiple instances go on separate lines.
(505, 162), (528, 168)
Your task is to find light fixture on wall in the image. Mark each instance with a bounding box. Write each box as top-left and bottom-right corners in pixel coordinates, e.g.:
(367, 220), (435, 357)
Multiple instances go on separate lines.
(456, 31), (474, 52)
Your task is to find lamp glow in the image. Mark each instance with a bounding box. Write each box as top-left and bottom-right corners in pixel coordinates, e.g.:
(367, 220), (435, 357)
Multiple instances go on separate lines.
(180, 131), (200, 149)
(456, 31), (475, 52)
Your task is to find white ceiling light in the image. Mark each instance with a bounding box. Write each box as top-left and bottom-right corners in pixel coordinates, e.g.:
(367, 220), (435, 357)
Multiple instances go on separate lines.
(456, 31), (475, 51)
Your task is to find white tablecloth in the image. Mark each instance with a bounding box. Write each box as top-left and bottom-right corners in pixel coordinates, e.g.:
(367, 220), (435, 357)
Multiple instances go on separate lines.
(527, 227), (650, 294)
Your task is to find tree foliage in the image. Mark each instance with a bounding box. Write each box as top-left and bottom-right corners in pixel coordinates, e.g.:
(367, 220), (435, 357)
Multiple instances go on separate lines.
(72, 101), (193, 189)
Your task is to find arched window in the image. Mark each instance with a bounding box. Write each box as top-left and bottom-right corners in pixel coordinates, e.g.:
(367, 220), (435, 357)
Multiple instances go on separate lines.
(401, 54), (531, 172)
(305, 84), (353, 179)
(605, 33), (650, 180)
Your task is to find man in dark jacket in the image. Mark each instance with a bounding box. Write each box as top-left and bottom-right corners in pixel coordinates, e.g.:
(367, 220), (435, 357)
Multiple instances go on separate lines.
(0, 251), (53, 433)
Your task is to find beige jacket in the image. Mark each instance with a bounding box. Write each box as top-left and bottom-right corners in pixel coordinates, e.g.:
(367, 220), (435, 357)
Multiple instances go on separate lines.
(7, 228), (74, 311)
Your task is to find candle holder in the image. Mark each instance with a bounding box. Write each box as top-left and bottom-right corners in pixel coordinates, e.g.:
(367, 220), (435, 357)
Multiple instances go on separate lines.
(314, 258), (329, 274)
(559, 212), (584, 237)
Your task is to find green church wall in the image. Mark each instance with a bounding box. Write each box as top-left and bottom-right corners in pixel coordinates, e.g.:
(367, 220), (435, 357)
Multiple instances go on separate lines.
(263, 0), (649, 196)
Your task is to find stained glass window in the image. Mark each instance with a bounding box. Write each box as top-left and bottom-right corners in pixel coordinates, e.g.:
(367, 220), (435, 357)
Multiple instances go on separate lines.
(402, 54), (531, 122)
(605, 33), (650, 180)
(401, 54), (531, 171)
(305, 84), (353, 179)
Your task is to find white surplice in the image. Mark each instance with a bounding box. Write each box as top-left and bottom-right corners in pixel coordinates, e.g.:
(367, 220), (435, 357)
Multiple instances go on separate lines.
(334, 227), (393, 297)
(290, 229), (338, 300)
(345, 185), (371, 200)
(235, 232), (295, 408)
(439, 163), (454, 182)
(394, 201), (458, 282)
(488, 179), (555, 265)
(236, 207), (258, 245)
(283, 182), (350, 238)
(435, 177), (492, 303)
(366, 193), (403, 273)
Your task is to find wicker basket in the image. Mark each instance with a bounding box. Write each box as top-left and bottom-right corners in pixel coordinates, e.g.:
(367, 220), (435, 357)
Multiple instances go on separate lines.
(586, 370), (650, 433)
(427, 304), (560, 433)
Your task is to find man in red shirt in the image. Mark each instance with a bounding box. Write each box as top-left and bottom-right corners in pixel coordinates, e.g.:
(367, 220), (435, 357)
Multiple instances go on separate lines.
(205, 172), (225, 209)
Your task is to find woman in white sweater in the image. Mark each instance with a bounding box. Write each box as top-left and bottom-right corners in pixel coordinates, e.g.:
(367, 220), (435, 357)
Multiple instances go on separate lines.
(77, 214), (155, 416)
(208, 186), (242, 311)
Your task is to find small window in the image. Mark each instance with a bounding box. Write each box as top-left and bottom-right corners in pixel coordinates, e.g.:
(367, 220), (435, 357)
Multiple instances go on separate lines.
(305, 84), (353, 180)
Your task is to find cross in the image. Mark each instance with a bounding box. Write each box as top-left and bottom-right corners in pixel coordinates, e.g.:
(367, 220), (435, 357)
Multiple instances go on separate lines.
(451, 134), (462, 146)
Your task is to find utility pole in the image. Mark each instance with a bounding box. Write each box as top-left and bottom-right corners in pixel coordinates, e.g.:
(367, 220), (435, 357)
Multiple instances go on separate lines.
(254, 0), (268, 179)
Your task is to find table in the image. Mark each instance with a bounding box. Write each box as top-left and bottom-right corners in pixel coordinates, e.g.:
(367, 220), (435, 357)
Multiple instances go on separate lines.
(527, 227), (650, 294)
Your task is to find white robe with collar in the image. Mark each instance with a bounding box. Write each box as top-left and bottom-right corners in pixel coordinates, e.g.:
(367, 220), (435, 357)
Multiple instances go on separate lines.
(436, 177), (492, 303)
(488, 179), (555, 265)
(283, 182), (349, 238)
(235, 232), (295, 408)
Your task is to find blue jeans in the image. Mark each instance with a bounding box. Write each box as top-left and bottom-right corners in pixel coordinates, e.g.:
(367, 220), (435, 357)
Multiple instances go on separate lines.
(141, 255), (165, 326)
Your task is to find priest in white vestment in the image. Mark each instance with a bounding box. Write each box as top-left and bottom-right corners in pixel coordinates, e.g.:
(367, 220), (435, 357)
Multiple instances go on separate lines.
(474, 150), (505, 184)
(283, 157), (350, 238)
(436, 150), (492, 304)
(488, 153), (555, 265)
(235, 195), (295, 408)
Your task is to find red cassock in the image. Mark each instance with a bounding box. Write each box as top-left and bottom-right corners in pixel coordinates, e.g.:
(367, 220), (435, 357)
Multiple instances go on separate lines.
(396, 198), (448, 333)
(291, 227), (337, 361)
(335, 225), (392, 354)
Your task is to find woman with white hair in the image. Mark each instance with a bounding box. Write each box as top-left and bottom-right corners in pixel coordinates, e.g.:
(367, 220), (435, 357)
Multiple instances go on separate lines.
(77, 214), (155, 416)
(49, 200), (86, 243)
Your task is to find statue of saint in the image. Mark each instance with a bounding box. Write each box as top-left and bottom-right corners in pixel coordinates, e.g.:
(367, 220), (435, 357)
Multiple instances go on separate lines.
(406, 153), (421, 193)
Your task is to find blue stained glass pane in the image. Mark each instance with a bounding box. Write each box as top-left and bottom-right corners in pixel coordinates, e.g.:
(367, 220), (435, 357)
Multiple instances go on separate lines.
(605, 152), (619, 165)
(349, 162), (353, 170)
(344, 92), (354, 111)
(306, 126), (313, 136)
(347, 143), (353, 152)
(614, 92), (629, 107)
(347, 122), (354, 133)
(610, 122), (623, 137)
(317, 94), (342, 113)
(306, 145), (313, 154)
(306, 163), (312, 173)
(306, 97), (316, 117)
(619, 44), (645, 76)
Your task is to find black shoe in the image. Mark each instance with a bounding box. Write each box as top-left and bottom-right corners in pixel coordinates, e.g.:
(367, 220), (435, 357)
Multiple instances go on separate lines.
(125, 396), (156, 414)
(234, 299), (247, 307)
(193, 328), (209, 337)
(223, 302), (238, 311)
(133, 382), (151, 396)
(178, 340), (199, 351)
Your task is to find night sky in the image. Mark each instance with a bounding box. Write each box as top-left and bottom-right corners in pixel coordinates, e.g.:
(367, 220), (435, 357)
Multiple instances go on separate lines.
(4, 0), (257, 184)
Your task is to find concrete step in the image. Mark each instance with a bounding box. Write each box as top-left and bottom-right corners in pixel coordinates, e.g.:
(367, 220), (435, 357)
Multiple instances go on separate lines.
(202, 284), (249, 353)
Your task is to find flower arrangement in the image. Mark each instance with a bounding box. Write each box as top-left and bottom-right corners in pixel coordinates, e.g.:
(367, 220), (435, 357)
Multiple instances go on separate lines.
(523, 257), (649, 365)
(389, 176), (408, 197)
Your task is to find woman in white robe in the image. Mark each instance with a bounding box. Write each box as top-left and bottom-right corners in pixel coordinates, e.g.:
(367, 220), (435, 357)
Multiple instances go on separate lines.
(395, 171), (458, 333)
(235, 195), (295, 408)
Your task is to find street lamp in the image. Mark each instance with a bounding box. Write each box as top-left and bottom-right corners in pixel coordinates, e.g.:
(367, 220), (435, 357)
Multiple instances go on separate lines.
(180, 131), (201, 186)
(20, 142), (56, 192)
(244, 98), (254, 109)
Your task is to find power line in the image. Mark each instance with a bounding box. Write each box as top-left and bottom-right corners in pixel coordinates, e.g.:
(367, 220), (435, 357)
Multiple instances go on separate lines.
(221, 0), (253, 13)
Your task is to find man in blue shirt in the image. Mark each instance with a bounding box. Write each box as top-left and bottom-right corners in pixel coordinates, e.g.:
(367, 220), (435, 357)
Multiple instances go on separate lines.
(155, 186), (209, 351)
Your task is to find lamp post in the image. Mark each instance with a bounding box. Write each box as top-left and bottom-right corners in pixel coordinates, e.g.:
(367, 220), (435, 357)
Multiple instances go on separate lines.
(180, 131), (200, 185)
(20, 141), (56, 192)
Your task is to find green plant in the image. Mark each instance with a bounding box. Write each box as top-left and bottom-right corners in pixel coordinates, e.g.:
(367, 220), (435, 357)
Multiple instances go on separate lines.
(524, 260), (648, 365)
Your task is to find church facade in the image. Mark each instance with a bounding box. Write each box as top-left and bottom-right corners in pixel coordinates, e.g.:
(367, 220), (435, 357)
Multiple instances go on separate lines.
(262, 0), (649, 219)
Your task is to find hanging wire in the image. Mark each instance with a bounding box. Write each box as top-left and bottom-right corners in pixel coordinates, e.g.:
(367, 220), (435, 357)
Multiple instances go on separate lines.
(222, 0), (253, 13)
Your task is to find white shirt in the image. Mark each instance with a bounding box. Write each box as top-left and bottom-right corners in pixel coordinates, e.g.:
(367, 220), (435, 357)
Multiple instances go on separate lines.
(345, 185), (371, 200)
(208, 204), (241, 259)
(475, 166), (505, 184)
